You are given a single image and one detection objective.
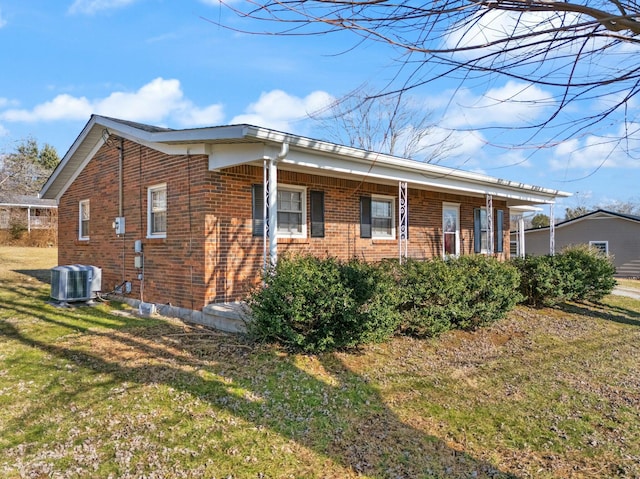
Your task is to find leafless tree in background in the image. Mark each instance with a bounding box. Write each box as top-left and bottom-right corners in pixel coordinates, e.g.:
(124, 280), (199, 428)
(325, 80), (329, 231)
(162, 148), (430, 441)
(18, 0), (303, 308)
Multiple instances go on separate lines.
(219, 1), (640, 150)
(313, 89), (457, 163)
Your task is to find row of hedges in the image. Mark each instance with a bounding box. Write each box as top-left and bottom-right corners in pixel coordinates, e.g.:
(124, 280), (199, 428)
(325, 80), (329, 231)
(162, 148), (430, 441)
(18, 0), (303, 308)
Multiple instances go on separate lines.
(512, 244), (616, 307)
(247, 246), (616, 352)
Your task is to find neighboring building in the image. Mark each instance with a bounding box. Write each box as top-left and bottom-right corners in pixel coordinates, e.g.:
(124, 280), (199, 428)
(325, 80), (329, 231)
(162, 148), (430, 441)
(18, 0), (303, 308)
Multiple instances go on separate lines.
(524, 209), (640, 277)
(40, 115), (570, 326)
(0, 194), (57, 235)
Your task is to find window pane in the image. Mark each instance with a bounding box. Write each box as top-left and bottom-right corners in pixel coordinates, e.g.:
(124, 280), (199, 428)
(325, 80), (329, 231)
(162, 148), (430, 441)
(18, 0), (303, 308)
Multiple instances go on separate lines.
(80, 201), (90, 238)
(481, 231), (488, 251)
(278, 212), (302, 233)
(277, 189), (303, 235)
(372, 217), (392, 236)
(372, 200), (391, 218)
(152, 211), (165, 234)
(81, 203), (90, 220)
(371, 199), (393, 237)
(81, 220), (90, 238)
(149, 185), (167, 235)
(152, 189), (166, 211)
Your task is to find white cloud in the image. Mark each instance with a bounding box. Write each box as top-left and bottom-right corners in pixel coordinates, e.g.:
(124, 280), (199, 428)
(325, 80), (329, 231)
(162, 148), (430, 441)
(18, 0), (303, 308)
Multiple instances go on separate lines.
(0, 77), (225, 127)
(549, 124), (640, 170)
(0, 9), (7, 28)
(174, 104), (225, 127)
(231, 89), (335, 131)
(1, 94), (92, 122)
(68, 0), (138, 15)
(446, 9), (594, 59)
(432, 81), (554, 129)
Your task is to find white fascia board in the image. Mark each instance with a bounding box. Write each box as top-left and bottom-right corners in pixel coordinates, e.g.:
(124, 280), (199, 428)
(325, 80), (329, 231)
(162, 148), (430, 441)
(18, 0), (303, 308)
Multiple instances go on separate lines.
(279, 148), (564, 204)
(244, 125), (570, 202)
(0, 203), (57, 209)
(509, 205), (543, 212)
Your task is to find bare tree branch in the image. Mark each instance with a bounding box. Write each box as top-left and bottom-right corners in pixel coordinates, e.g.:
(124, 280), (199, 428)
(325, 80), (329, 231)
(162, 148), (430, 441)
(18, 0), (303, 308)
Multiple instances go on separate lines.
(216, 0), (640, 150)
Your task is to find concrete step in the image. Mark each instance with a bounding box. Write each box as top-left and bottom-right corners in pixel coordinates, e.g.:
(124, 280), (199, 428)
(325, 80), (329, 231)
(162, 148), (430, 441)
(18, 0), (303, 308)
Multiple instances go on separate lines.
(201, 302), (249, 333)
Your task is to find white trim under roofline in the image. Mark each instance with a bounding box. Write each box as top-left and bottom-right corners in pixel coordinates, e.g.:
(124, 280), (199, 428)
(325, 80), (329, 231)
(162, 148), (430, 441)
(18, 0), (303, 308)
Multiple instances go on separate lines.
(41, 115), (571, 203)
(98, 116), (569, 201)
(242, 125), (570, 201)
(0, 203), (57, 209)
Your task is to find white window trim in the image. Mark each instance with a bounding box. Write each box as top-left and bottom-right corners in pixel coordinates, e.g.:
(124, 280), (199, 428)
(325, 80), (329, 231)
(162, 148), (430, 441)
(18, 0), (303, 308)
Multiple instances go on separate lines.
(442, 202), (460, 257)
(78, 199), (90, 241)
(277, 184), (307, 239)
(589, 240), (609, 254)
(372, 194), (396, 240)
(147, 183), (167, 239)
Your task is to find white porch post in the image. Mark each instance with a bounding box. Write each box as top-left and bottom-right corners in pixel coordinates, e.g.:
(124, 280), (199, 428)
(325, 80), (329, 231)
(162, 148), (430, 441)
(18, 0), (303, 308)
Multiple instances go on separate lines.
(518, 215), (526, 258)
(27, 206), (32, 233)
(486, 194), (494, 255)
(549, 203), (555, 255)
(263, 159), (269, 275)
(398, 181), (408, 263)
(268, 158), (278, 267)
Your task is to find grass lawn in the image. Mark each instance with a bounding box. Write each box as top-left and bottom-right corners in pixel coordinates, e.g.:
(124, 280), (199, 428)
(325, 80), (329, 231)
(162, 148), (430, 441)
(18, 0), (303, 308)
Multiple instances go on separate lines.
(1, 246), (639, 478)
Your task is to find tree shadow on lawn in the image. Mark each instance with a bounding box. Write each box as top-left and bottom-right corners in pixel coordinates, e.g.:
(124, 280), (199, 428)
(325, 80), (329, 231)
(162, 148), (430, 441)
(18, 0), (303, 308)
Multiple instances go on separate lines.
(559, 300), (640, 327)
(0, 296), (523, 479)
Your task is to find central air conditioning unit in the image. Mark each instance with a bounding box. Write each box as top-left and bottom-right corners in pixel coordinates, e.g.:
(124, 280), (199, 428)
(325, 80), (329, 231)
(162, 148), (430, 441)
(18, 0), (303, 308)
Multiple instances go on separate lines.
(51, 264), (102, 302)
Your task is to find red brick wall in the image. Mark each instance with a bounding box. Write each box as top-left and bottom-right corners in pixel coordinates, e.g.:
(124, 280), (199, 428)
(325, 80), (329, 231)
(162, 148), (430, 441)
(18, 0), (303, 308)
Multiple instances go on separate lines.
(58, 140), (509, 310)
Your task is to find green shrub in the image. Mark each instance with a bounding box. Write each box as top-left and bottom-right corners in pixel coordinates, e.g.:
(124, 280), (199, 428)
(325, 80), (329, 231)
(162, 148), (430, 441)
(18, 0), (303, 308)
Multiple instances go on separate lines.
(453, 255), (523, 329)
(395, 256), (522, 337)
(246, 254), (400, 352)
(556, 245), (616, 302)
(337, 258), (401, 345)
(511, 254), (569, 307)
(512, 245), (616, 306)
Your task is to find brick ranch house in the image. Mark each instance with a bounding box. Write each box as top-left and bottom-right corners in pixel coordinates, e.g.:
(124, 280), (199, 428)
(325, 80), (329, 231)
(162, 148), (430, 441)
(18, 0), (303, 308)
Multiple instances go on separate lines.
(40, 115), (569, 329)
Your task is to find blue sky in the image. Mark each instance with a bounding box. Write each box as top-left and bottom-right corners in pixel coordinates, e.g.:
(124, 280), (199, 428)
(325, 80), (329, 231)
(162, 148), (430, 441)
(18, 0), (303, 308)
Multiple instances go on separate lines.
(0, 0), (638, 214)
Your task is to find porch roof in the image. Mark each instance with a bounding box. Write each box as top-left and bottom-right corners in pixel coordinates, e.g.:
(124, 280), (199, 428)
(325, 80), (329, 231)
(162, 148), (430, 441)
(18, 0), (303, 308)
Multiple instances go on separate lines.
(40, 115), (570, 206)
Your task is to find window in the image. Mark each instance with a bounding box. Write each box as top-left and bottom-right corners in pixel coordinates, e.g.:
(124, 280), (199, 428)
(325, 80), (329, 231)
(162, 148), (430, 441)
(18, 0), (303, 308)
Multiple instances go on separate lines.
(79, 199), (90, 240)
(474, 208), (504, 254)
(277, 186), (307, 237)
(442, 203), (460, 256)
(589, 241), (608, 255)
(361, 195), (395, 239)
(147, 184), (167, 238)
(251, 184), (307, 238)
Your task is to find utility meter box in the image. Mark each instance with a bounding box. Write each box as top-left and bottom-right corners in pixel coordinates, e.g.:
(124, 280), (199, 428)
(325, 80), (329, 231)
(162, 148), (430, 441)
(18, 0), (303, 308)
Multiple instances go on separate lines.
(113, 217), (125, 235)
(134, 256), (143, 269)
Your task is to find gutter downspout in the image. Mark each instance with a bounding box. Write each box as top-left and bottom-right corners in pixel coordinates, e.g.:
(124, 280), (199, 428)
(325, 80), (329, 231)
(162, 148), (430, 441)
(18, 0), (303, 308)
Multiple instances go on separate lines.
(118, 138), (124, 218)
(268, 141), (289, 268)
